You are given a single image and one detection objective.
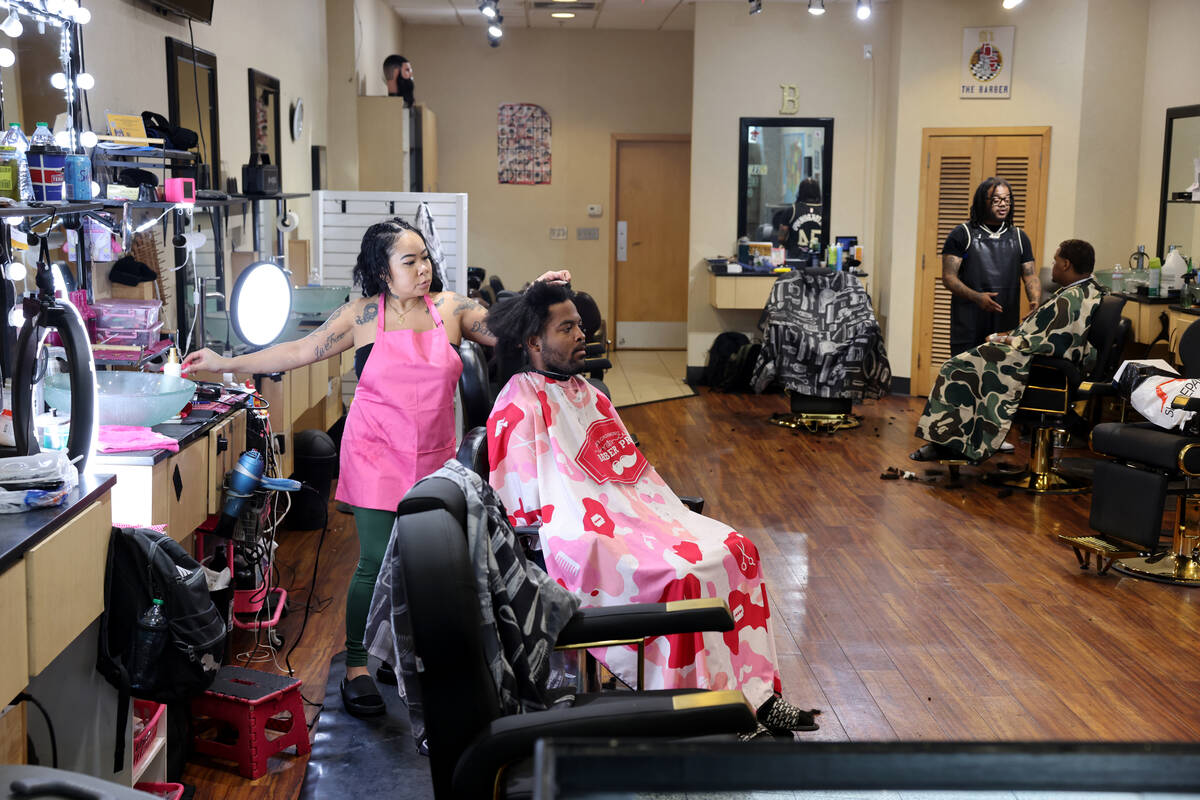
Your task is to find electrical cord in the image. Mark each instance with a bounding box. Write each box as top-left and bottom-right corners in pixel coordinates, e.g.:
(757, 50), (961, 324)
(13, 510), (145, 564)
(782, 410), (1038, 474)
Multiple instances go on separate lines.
(187, 18), (208, 178)
(284, 485), (330, 678)
(16, 692), (57, 768)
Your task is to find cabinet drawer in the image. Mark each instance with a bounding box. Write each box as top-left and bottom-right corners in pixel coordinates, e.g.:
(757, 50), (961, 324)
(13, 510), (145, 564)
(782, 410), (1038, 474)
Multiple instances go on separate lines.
(25, 494), (111, 676)
(207, 410), (248, 515)
(0, 566), (28, 701)
(167, 443), (209, 543)
(289, 364), (310, 427)
(309, 358), (329, 411)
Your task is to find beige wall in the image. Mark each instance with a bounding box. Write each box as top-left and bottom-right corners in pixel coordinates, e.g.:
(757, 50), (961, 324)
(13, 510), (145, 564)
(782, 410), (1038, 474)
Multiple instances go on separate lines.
(689, 1), (894, 367)
(402, 25), (693, 314)
(357, 0), (406, 97)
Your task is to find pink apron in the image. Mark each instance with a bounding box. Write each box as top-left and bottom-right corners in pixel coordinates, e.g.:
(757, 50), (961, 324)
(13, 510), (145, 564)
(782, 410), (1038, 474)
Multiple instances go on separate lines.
(335, 294), (462, 511)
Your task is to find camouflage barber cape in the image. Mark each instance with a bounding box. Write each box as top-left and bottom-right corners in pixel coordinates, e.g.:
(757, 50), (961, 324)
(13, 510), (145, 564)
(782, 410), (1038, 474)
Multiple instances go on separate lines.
(752, 269), (891, 400)
(914, 278), (1103, 462)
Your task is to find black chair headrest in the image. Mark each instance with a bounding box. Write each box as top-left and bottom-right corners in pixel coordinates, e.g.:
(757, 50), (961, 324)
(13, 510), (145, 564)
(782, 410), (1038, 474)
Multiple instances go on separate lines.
(1182, 319), (1200, 378)
(455, 426), (489, 480)
(573, 292), (603, 339)
(397, 476), (468, 527)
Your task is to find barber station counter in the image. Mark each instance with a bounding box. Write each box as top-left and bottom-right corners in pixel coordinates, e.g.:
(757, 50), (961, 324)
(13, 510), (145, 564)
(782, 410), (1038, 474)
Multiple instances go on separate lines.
(709, 269), (873, 310)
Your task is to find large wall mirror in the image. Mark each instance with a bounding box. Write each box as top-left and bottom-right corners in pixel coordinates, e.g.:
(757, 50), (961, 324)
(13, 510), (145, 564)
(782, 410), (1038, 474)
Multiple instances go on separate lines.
(248, 68), (281, 184)
(1158, 103), (1200, 260)
(738, 117), (834, 259)
(0, 26), (74, 137)
(165, 37), (220, 189)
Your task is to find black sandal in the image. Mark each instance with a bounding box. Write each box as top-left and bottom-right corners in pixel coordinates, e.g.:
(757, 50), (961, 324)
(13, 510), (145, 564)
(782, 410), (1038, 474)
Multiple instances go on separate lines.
(757, 695), (821, 734)
(340, 674), (386, 718)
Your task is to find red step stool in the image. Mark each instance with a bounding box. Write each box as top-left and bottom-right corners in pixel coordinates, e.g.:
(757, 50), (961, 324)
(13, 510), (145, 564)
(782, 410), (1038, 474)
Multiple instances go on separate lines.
(191, 665), (311, 779)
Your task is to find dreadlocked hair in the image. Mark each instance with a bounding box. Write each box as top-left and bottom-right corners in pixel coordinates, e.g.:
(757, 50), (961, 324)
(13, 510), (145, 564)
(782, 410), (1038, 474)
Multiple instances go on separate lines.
(486, 280), (576, 351)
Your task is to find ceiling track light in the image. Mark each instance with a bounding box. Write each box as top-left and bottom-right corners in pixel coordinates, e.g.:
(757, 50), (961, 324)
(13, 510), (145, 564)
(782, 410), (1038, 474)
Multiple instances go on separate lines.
(748, 0), (762, 15)
(479, 0), (497, 20)
(807, 0), (825, 15)
(856, 0), (871, 20)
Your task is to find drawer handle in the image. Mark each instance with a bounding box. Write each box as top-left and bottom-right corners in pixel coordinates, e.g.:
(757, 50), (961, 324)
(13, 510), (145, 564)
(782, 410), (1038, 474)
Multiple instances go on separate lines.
(216, 433), (229, 455)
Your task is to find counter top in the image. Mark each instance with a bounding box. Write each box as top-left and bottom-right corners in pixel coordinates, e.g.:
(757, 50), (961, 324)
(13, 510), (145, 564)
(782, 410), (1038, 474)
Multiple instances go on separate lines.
(1114, 292), (1177, 304)
(92, 394), (251, 467)
(0, 472), (116, 572)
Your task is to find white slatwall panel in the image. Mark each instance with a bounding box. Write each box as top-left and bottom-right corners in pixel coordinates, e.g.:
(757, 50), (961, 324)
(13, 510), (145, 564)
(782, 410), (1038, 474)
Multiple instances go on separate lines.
(311, 190), (469, 409)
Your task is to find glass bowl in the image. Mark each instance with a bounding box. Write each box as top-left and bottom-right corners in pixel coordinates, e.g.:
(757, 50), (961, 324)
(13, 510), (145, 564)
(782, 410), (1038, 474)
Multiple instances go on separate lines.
(292, 286), (351, 316)
(44, 372), (197, 427)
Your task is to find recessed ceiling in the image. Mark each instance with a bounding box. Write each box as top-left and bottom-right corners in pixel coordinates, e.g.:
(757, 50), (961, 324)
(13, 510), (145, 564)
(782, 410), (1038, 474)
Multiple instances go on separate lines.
(385, 0), (885, 33)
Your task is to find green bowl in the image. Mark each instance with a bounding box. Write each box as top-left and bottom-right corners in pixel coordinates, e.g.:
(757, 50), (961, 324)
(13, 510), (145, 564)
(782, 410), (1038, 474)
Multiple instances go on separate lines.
(45, 372), (197, 427)
(292, 286), (352, 316)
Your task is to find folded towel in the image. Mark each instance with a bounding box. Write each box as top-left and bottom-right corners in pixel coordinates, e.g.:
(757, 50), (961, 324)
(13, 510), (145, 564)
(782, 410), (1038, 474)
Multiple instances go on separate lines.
(98, 425), (180, 453)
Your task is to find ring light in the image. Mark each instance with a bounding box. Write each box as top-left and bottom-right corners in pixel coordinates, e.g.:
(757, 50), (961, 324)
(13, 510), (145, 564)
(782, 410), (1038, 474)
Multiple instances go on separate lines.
(230, 260), (292, 349)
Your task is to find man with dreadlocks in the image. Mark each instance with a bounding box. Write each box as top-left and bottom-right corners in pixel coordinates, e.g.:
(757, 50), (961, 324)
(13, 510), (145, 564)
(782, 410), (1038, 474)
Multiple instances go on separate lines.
(484, 282), (820, 739)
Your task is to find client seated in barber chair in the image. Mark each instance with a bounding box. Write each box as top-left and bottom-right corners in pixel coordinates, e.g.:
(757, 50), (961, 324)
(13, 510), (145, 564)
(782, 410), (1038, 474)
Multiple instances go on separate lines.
(484, 282), (820, 739)
(911, 239), (1105, 465)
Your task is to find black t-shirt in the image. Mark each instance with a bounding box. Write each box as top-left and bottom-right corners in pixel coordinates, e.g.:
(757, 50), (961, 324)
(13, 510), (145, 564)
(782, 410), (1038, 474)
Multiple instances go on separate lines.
(771, 203), (823, 258)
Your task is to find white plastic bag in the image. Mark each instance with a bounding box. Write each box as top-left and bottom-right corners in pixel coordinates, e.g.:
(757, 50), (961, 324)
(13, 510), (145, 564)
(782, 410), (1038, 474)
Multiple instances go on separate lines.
(0, 451), (79, 513)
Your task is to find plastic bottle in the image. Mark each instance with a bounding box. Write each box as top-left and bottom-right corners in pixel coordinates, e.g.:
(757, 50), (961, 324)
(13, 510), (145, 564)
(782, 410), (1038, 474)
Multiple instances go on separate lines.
(1110, 263), (1123, 294)
(0, 124), (32, 201)
(1164, 248), (1188, 292)
(28, 122), (54, 148)
(1148, 260), (1162, 297)
(129, 599), (167, 691)
(163, 347), (182, 379)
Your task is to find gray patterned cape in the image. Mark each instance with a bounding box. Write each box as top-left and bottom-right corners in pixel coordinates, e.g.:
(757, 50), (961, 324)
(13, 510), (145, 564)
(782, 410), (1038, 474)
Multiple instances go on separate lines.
(364, 459), (581, 749)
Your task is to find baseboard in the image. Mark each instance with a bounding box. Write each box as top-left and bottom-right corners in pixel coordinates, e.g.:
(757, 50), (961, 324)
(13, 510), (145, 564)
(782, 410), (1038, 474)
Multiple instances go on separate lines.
(892, 376), (911, 395)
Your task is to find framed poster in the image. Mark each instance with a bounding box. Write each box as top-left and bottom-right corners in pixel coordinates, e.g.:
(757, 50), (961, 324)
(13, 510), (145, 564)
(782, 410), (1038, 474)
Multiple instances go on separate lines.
(498, 103), (551, 185)
(961, 26), (1014, 99)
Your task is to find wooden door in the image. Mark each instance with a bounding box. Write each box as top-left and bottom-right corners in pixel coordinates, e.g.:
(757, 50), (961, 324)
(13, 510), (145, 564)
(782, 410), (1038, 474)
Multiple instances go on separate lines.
(912, 128), (1050, 394)
(613, 137), (690, 349)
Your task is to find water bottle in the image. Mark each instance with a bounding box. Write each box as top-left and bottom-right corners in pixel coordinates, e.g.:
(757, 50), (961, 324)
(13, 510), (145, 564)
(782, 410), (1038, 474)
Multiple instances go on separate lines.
(129, 599), (168, 691)
(1110, 263), (1123, 294)
(28, 122), (54, 148)
(0, 124), (32, 201)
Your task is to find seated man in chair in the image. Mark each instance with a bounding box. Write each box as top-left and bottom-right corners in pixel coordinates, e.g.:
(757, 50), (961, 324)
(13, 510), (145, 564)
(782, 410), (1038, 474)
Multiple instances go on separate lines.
(911, 238), (1104, 463)
(485, 282), (818, 739)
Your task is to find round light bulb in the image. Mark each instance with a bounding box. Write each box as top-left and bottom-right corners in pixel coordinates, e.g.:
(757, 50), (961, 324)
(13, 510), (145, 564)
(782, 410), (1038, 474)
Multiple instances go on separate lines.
(89, 180), (100, 196)
(488, 23), (503, 37)
(79, 130), (97, 148)
(8, 306), (24, 328)
(54, 130), (70, 147)
(1, 14), (23, 38)
(50, 72), (67, 90)
(6, 261), (26, 282)
(75, 72), (94, 90)
(45, 0), (65, 12)
(0, 48), (13, 68)
(856, 1), (871, 20)
(73, 7), (91, 24)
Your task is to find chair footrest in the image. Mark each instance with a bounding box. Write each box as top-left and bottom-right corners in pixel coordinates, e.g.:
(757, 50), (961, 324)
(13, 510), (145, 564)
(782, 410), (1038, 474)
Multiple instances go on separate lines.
(1057, 534), (1144, 560)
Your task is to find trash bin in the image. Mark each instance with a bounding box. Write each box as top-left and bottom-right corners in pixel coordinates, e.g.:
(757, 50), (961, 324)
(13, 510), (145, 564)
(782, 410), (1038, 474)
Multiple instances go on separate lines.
(282, 429), (338, 530)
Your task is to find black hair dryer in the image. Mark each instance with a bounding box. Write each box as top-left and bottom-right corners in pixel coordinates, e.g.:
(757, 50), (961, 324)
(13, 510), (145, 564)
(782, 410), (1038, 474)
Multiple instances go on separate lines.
(12, 235), (96, 472)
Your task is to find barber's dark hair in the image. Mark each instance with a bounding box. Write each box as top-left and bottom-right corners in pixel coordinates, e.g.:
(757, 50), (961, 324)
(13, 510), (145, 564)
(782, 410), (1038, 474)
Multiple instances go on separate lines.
(352, 217), (436, 297)
(795, 177), (821, 206)
(383, 54), (409, 78)
(487, 281), (576, 351)
(1058, 239), (1095, 275)
(969, 177), (1015, 226)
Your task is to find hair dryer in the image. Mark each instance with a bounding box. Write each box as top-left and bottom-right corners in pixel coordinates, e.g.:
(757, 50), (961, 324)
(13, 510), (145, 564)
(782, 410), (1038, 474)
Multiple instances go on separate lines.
(215, 450), (301, 537)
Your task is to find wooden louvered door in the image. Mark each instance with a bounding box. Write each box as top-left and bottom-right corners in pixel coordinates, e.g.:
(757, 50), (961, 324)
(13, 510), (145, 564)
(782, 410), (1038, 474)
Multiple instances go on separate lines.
(912, 127), (1051, 395)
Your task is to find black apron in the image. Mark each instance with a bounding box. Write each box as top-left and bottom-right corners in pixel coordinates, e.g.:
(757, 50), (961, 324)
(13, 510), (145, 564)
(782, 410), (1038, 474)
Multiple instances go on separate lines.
(950, 222), (1024, 355)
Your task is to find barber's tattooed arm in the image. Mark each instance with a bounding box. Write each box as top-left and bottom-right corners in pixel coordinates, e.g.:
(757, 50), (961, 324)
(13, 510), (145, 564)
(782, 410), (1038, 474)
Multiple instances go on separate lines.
(355, 302), (379, 326)
(443, 292), (497, 347)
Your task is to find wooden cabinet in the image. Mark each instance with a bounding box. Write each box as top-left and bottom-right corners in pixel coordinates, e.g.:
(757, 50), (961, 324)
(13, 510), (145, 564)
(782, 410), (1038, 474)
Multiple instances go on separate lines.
(356, 99), (437, 192)
(1121, 299), (1172, 346)
(709, 274), (778, 310)
(0, 566), (28, 702)
(24, 495), (112, 676)
(207, 411), (248, 515)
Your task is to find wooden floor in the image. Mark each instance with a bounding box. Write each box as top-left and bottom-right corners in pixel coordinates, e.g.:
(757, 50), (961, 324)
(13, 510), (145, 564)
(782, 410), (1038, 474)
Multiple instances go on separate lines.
(185, 389), (1200, 799)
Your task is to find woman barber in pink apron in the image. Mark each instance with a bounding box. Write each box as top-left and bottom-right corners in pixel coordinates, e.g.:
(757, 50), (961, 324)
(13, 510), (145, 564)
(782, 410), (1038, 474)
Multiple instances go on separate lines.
(184, 218), (569, 717)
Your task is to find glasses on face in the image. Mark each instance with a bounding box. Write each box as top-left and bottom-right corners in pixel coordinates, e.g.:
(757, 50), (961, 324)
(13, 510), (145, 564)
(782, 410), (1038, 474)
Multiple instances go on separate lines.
(991, 195), (1012, 206)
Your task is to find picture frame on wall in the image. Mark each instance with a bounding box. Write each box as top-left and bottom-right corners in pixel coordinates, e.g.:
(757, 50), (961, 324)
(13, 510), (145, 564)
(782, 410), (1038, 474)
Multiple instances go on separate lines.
(248, 68), (282, 183)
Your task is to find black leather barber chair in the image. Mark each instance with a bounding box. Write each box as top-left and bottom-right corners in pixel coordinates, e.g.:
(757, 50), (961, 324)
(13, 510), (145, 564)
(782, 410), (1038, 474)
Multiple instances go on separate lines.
(458, 340), (494, 432)
(1060, 319), (1200, 582)
(392, 476), (754, 798)
(982, 294), (1130, 493)
(572, 291), (613, 382)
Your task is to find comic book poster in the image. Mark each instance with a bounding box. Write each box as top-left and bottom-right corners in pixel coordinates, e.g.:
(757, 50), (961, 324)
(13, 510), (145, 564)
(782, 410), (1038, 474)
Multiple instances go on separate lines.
(498, 104), (551, 185)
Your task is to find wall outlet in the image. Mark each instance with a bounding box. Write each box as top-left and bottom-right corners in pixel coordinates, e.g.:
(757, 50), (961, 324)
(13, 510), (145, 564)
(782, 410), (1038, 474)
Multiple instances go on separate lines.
(577, 227), (600, 241)
(863, 44), (873, 60)
(587, 204), (603, 217)
(549, 227), (567, 240)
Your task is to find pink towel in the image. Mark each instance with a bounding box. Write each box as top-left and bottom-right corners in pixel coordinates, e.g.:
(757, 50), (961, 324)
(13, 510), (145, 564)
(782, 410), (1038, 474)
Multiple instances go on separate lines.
(98, 425), (180, 453)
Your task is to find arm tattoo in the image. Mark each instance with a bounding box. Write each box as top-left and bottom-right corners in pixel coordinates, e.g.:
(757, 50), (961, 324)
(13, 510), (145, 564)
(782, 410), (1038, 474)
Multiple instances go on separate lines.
(454, 298), (482, 315)
(310, 303), (346, 336)
(470, 319), (492, 337)
(314, 329), (346, 360)
(355, 303), (379, 325)
(1022, 262), (1037, 276)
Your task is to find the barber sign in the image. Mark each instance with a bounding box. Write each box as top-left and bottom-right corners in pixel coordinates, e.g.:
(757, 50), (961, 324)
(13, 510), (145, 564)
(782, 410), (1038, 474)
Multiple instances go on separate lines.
(961, 27), (1014, 99)
(575, 417), (648, 485)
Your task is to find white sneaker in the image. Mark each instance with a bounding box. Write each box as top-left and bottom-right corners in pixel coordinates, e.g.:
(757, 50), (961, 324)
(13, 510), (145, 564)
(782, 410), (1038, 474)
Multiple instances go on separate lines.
(998, 441), (1015, 453)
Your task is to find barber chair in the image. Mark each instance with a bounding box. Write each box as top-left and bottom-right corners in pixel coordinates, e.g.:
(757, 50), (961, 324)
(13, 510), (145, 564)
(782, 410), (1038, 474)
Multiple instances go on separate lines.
(572, 291), (613, 382)
(458, 340), (494, 432)
(392, 476), (755, 798)
(981, 294), (1129, 493)
(1060, 319), (1200, 582)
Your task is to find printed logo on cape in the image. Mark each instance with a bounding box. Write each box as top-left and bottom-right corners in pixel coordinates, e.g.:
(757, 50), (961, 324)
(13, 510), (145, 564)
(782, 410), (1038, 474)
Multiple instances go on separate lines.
(575, 417), (648, 484)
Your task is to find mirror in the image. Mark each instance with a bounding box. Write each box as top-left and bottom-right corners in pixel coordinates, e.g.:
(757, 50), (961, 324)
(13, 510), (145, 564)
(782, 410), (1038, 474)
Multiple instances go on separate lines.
(0, 25), (73, 139)
(248, 68), (280, 184)
(738, 117), (834, 261)
(1157, 104), (1200, 261)
(165, 37), (220, 189)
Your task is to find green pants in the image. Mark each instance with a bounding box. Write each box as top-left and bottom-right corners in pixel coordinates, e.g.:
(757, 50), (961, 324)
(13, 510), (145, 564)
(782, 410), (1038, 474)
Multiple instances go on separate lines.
(345, 506), (397, 668)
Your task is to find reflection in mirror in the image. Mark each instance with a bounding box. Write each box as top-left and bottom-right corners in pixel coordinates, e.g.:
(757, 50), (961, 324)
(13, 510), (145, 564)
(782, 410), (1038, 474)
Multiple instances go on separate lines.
(1, 27), (69, 135)
(739, 117), (833, 262)
(1161, 108), (1200, 261)
(166, 37), (219, 189)
(248, 68), (280, 183)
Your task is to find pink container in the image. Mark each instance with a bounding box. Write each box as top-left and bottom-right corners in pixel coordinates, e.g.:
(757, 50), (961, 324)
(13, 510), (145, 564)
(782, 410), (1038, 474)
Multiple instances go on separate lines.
(94, 321), (163, 348)
(92, 299), (161, 330)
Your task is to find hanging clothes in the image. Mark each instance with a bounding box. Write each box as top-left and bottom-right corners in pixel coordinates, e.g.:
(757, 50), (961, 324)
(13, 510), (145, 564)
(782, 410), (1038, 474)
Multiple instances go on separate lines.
(487, 371), (782, 707)
(752, 269), (891, 401)
(914, 278), (1104, 462)
(414, 202), (449, 291)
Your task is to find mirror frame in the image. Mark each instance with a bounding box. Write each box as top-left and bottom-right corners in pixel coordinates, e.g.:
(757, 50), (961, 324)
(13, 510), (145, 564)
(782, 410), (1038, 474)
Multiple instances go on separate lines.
(248, 68), (281, 184)
(737, 116), (834, 250)
(165, 36), (221, 189)
(1157, 103), (1200, 260)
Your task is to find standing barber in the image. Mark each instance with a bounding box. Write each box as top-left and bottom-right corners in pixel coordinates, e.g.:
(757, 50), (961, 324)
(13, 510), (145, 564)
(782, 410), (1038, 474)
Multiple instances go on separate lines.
(941, 177), (1040, 355)
(383, 54), (414, 107)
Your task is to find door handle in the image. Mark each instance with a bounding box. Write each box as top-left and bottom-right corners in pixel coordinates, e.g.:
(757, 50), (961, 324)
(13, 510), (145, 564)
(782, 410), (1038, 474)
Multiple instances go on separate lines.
(616, 221), (628, 262)
(216, 433), (229, 455)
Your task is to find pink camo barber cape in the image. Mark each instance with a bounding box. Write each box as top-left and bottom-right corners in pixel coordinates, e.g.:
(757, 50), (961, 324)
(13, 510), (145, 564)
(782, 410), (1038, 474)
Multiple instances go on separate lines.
(487, 371), (781, 706)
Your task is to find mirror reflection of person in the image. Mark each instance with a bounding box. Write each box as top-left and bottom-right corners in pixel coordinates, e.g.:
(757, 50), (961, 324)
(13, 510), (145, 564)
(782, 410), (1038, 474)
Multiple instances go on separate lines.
(942, 177), (1041, 356)
(383, 54), (414, 107)
(772, 178), (823, 258)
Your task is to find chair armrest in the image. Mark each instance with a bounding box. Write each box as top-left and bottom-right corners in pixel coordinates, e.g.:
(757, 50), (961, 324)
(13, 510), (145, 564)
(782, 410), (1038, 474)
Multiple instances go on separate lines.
(1170, 395), (1200, 412)
(1077, 380), (1117, 400)
(583, 357), (613, 372)
(585, 342), (606, 357)
(678, 496), (704, 513)
(452, 690), (754, 798)
(1029, 356), (1082, 389)
(555, 598), (733, 648)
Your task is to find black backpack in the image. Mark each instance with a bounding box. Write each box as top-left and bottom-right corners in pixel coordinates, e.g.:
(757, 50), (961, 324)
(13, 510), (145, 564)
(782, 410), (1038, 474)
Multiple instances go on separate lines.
(97, 526), (227, 771)
(717, 341), (763, 393)
(702, 332), (750, 386)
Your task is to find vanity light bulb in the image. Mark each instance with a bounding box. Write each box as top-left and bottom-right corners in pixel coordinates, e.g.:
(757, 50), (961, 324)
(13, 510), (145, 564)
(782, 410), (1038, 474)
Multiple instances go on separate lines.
(8, 306), (23, 328)
(6, 261), (25, 283)
(54, 130), (70, 147)
(60, 0), (80, 16)
(89, 180), (100, 196)
(45, 0), (66, 12)
(79, 130), (97, 148)
(50, 72), (67, 90)
(1, 12), (23, 38)
(72, 6), (90, 24)
(75, 72), (94, 90)
(0, 49), (14, 68)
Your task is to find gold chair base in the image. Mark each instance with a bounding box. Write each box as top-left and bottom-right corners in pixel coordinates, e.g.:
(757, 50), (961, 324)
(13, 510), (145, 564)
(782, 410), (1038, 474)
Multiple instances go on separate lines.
(1113, 554), (1200, 585)
(982, 467), (1090, 494)
(769, 412), (862, 434)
